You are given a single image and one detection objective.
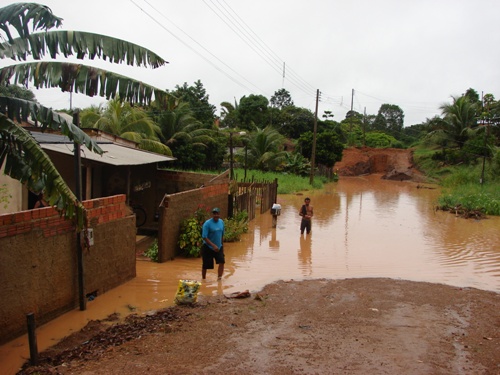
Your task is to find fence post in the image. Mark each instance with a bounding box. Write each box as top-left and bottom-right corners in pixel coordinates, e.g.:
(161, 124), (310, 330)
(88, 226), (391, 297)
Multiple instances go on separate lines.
(27, 313), (38, 365)
(228, 194), (234, 218)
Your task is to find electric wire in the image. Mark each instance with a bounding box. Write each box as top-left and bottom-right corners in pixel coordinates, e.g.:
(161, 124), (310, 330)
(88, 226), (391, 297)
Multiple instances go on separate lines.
(129, 0), (259, 95)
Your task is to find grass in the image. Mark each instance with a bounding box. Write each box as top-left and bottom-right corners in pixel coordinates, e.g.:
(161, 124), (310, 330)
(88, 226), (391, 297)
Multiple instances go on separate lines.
(233, 168), (328, 194)
(413, 146), (500, 216)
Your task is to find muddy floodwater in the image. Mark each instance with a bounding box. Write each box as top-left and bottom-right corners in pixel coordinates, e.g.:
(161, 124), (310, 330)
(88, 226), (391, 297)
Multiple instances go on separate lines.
(2, 175), (500, 374)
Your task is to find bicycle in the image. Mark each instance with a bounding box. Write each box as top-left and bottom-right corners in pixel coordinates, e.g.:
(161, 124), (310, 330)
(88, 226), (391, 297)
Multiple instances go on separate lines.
(131, 202), (147, 227)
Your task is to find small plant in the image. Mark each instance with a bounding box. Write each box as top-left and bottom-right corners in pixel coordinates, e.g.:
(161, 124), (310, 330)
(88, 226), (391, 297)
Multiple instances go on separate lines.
(143, 240), (159, 262)
(224, 210), (249, 242)
(178, 205), (210, 257)
(178, 217), (204, 257)
(1, 184), (11, 209)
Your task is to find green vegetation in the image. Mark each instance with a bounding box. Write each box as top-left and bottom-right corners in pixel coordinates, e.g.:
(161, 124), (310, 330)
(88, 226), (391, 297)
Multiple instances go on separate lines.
(438, 184), (500, 216)
(143, 240), (159, 263)
(224, 210), (249, 242)
(178, 206), (209, 257)
(1, 184), (11, 209)
(178, 205), (249, 258)
(233, 168), (326, 194)
(414, 147), (500, 216)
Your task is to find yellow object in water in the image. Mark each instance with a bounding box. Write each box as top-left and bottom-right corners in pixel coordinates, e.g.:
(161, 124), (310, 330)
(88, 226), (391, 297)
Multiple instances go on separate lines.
(174, 279), (201, 305)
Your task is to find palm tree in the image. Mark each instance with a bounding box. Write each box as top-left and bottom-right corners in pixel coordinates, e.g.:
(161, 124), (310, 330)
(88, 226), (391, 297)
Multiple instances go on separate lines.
(0, 2), (168, 224)
(239, 127), (287, 171)
(155, 96), (214, 149)
(439, 96), (478, 149)
(82, 97), (172, 156)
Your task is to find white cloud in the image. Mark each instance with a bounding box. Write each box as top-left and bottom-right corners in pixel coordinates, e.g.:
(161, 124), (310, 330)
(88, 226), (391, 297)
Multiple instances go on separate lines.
(2, 0), (499, 126)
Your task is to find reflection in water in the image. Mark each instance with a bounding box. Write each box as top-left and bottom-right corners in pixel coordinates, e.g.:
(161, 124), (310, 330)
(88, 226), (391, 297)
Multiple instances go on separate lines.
(2, 174), (500, 374)
(299, 235), (312, 276)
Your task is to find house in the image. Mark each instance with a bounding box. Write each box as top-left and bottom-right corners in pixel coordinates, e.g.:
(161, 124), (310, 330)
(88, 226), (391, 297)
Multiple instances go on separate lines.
(0, 128), (176, 230)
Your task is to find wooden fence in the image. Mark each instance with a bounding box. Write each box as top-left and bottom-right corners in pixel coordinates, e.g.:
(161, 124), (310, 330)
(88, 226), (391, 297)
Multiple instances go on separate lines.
(229, 178), (278, 220)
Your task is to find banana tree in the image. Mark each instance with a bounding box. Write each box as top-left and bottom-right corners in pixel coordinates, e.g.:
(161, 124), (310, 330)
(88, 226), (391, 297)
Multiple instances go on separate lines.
(0, 2), (169, 227)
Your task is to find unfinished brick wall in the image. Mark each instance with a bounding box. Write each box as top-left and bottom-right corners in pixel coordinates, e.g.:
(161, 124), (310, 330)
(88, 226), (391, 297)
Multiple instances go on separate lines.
(157, 180), (229, 262)
(0, 195), (135, 344)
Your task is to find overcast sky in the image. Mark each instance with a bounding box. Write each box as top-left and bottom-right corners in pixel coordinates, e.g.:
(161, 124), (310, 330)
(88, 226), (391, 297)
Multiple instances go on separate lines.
(2, 0), (500, 126)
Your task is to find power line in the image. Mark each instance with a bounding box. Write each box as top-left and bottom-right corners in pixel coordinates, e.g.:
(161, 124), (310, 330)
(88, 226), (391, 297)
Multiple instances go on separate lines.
(130, 0), (261, 95)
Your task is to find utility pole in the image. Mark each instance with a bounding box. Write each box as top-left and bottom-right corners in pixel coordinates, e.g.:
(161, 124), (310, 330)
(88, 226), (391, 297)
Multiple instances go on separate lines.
(73, 110), (86, 311)
(310, 89), (320, 185)
(349, 89), (354, 145)
(282, 62), (285, 88)
(363, 107), (367, 147)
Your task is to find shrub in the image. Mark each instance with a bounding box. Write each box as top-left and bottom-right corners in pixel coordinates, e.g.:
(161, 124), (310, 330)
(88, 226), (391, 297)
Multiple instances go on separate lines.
(178, 206), (209, 258)
(224, 210), (249, 242)
(143, 240), (159, 262)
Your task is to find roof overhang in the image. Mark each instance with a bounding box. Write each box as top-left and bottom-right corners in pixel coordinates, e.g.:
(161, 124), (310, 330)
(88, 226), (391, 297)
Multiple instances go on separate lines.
(41, 143), (175, 166)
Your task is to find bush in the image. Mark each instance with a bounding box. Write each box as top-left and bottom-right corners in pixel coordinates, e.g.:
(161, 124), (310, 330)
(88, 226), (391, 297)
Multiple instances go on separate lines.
(178, 205), (210, 257)
(143, 240), (159, 262)
(224, 210), (249, 242)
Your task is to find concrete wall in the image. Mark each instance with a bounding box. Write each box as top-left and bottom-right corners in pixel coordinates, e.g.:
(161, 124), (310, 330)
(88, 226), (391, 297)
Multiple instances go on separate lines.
(0, 195), (135, 344)
(157, 172), (229, 262)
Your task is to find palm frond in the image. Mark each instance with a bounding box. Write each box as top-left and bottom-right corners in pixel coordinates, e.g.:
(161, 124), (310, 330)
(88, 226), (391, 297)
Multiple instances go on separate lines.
(0, 95), (103, 154)
(0, 96), (103, 155)
(0, 3), (63, 43)
(0, 30), (167, 68)
(0, 62), (167, 105)
(0, 114), (84, 226)
(139, 139), (173, 156)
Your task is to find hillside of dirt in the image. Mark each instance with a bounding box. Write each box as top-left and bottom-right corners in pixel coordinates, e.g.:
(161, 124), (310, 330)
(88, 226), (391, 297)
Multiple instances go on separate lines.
(334, 147), (425, 181)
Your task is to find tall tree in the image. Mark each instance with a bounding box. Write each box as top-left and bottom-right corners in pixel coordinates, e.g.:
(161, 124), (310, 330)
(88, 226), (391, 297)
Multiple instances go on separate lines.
(237, 126), (286, 171)
(0, 84), (35, 100)
(81, 97), (172, 155)
(0, 2), (168, 223)
(439, 95), (477, 149)
(372, 104), (404, 138)
(270, 88), (294, 109)
(238, 94), (269, 130)
(274, 106), (315, 139)
(151, 95), (218, 168)
(298, 131), (344, 168)
(219, 99), (240, 129)
(169, 80), (216, 127)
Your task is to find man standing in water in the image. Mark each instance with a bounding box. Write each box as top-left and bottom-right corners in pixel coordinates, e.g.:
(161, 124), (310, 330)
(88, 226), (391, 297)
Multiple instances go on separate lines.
(299, 197), (314, 235)
(201, 207), (225, 280)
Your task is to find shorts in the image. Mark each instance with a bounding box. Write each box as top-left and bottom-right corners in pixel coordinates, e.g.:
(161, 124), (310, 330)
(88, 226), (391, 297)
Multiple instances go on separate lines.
(201, 243), (225, 269)
(300, 219), (311, 234)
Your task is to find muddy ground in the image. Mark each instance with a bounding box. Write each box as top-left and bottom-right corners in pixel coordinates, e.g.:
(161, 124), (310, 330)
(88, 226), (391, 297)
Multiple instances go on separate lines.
(18, 278), (500, 375)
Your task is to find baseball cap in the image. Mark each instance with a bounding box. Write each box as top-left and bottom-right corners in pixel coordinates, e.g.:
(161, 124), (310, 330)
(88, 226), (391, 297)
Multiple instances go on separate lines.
(212, 207), (220, 213)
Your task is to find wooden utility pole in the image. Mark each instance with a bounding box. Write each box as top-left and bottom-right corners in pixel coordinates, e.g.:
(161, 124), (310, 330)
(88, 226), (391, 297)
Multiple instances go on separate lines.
(363, 107), (367, 147)
(309, 89), (320, 185)
(73, 111), (86, 311)
(349, 89), (354, 145)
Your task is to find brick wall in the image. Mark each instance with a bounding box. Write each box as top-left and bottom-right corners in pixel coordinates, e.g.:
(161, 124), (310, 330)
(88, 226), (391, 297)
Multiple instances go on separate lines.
(0, 195), (135, 344)
(157, 179), (229, 262)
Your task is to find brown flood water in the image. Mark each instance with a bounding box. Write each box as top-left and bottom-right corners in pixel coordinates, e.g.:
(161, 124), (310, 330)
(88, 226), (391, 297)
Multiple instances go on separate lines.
(2, 175), (500, 374)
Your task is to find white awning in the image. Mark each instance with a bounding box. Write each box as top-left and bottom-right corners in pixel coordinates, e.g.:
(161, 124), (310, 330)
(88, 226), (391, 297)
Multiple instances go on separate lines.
(41, 143), (175, 166)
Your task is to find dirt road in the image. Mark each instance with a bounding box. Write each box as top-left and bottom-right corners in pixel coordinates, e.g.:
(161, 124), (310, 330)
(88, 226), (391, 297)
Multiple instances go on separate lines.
(19, 278), (500, 374)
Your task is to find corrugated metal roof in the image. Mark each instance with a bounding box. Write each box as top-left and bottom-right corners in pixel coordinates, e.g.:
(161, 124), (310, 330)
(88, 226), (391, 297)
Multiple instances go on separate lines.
(41, 143), (175, 166)
(31, 132), (175, 166)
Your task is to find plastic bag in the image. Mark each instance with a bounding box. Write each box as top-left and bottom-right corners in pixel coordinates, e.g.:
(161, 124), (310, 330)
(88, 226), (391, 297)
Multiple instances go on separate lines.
(174, 279), (201, 305)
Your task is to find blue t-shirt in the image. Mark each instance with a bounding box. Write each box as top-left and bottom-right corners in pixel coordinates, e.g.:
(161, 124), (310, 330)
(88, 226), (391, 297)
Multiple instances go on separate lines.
(202, 218), (224, 249)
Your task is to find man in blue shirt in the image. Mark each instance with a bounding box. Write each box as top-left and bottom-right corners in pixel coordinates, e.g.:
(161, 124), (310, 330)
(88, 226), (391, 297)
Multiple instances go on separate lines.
(201, 207), (225, 280)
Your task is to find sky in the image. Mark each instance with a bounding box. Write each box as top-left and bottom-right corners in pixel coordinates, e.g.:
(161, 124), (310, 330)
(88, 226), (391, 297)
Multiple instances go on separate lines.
(1, 0), (500, 126)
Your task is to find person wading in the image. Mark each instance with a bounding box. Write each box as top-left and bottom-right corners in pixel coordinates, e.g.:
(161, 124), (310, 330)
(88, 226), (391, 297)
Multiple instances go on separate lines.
(299, 197), (314, 235)
(201, 207), (225, 281)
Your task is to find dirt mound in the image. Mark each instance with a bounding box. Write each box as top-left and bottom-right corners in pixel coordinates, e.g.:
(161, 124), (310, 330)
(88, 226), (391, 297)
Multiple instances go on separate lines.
(334, 147), (424, 181)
